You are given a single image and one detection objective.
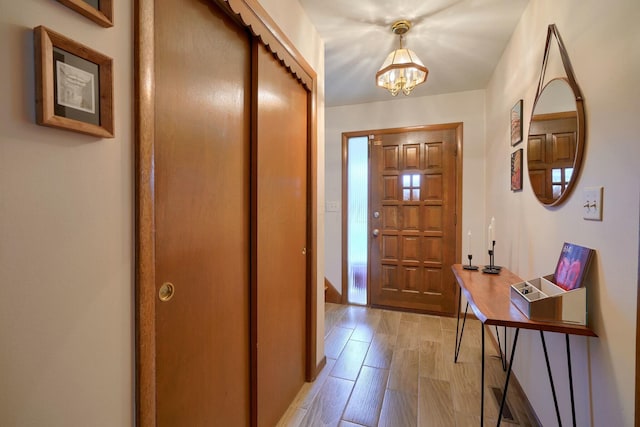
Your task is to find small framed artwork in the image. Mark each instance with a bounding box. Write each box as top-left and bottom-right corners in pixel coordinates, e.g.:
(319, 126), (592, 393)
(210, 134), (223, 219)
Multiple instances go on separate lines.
(34, 26), (114, 138)
(57, 0), (113, 28)
(511, 99), (523, 146)
(511, 148), (523, 191)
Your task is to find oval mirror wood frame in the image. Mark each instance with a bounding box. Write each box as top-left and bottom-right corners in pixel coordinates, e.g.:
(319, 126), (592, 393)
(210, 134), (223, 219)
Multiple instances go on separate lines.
(528, 24), (585, 207)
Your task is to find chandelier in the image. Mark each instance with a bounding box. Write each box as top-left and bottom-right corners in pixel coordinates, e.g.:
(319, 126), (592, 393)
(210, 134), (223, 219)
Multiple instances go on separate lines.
(375, 20), (428, 96)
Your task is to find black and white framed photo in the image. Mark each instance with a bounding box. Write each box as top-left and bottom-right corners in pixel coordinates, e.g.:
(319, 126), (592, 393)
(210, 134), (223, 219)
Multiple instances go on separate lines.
(34, 26), (114, 138)
(57, 0), (113, 27)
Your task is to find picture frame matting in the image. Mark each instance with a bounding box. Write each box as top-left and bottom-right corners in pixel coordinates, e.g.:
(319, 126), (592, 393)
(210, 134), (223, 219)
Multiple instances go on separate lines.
(34, 26), (114, 138)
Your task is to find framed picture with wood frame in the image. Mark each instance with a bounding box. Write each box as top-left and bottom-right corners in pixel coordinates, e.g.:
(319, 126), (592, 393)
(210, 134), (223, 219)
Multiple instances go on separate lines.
(34, 26), (114, 138)
(511, 99), (523, 146)
(511, 148), (523, 191)
(57, 0), (113, 27)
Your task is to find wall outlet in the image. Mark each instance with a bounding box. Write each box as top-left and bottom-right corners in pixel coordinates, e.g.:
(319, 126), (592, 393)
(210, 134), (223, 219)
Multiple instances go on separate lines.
(583, 186), (603, 221)
(326, 201), (340, 212)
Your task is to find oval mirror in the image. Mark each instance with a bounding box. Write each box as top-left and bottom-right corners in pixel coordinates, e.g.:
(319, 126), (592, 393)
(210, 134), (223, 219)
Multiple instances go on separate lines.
(527, 77), (585, 206)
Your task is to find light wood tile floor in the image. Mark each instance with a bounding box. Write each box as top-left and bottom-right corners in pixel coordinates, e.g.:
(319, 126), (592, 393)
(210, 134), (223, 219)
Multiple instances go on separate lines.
(277, 303), (540, 427)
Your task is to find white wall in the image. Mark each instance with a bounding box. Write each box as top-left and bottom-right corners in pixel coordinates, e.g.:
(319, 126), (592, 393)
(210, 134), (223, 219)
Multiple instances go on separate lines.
(257, 0), (327, 366)
(485, 0), (640, 425)
(0, 1), (133, 426)
(325, 90), (487, 291)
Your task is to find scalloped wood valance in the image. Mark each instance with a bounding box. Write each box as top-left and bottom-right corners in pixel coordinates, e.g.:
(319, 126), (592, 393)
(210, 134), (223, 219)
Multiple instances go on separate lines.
(219, 0), (316, 91)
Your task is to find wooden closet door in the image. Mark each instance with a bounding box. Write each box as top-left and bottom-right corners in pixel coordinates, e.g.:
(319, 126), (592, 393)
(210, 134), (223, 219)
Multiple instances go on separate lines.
(254, 43), (308, 427)
(154, 0), (251, 424)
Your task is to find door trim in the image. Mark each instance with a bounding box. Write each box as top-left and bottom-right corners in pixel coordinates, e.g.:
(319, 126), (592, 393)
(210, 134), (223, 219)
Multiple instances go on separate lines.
(135, 0), (319, 425)
(341, 123), (463, 314)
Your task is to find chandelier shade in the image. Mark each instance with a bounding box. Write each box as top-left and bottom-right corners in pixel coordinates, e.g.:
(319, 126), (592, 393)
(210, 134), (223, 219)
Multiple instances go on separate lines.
(375, 20), (428, 96)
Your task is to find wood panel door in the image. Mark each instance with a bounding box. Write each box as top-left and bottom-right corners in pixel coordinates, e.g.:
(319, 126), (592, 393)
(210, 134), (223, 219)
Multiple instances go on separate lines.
(369, 128), (458, 314)
(154, 0), (251, 424)
(528, 112), (577, 203)
(254, 44), (308, 427)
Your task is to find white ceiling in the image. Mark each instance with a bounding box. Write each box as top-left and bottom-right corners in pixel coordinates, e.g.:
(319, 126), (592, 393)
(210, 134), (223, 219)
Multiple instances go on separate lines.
(298, 0), (529, 107)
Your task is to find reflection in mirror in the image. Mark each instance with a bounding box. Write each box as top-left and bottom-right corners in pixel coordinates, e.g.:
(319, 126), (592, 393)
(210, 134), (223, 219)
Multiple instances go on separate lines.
(528, 78), (583, 206)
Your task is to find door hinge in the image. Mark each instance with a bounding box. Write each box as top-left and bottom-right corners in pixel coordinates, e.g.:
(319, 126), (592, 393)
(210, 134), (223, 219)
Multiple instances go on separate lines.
(454, 213), (457, 225)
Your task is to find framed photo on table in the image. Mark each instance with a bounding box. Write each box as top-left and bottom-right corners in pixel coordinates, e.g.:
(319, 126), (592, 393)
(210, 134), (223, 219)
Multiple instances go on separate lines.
(34, 26), (114, 138)
(57, 0), (113, 27)
(511, 148), (523, 191)
(511, 99), (523, 146)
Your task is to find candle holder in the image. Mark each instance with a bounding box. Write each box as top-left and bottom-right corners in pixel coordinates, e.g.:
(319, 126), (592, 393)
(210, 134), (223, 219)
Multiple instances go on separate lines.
(463, 254), (479, 270)
(482, 240), (501, 274)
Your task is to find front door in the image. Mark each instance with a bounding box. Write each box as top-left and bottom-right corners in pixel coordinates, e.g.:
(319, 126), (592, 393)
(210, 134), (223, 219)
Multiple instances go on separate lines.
(369, 126), (459, 315)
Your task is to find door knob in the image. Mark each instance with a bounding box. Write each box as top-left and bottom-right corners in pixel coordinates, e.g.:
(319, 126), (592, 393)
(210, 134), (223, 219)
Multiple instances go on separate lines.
(372, 228), (380, 237)
(159, 282), (175, 302)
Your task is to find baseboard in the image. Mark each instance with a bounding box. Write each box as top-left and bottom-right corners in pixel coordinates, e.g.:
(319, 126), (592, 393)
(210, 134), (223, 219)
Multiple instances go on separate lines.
(484, 326), (543, 427)
(310, 356), (327, 381)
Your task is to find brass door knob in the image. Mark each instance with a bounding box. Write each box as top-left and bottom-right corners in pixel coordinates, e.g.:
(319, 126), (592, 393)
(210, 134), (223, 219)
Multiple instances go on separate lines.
(159, 282), (175, 302)
(372, 228), (380, 237)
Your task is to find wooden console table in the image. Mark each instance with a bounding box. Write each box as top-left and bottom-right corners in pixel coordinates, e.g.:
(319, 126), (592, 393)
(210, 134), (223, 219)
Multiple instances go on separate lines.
(451, 264), (597, 426)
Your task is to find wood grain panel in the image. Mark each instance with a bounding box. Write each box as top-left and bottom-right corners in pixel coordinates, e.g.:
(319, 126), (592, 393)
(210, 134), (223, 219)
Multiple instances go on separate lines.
(403, 267), (420, 293)
(377, 311), (402, 335)
(255, 43), (308, 427)
(423, 206), (442, 232)
(382, 265), (398, 291)
(403, 206), (420, 230)
(325, 327), (354, 359)
(331, 340), (371, 381)
(370, 126), (459, 314)
(552, 132), (575, 162)
(383, 206), (399, 229)
(424, 174), (443, 201)
(342, 366), (389, 426)
(418, 378), (456, 427)
(418, 315), (443, 342)
(300, 377), (354, 427)
(424, 268), (443, 295)
(419, 341), (450, 381)
(384, 146), (399, 170)
(364, 333), (397, 369)
(383, 176), (399, 201)
(153, 0), (251, 424)
(388, 348), (420, 395)
(425, 143), (443, 169)
(424, 238), (442, 263)
(402, 236), (420, 261)
(378, 389), (418, 427)
(382, 236), (399, 260)
(403, 144), (421, 169)
(528, 134), (545, 164)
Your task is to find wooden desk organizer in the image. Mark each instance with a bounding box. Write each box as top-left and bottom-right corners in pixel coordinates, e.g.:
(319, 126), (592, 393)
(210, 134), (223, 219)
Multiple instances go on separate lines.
(510, 275), (586, 325)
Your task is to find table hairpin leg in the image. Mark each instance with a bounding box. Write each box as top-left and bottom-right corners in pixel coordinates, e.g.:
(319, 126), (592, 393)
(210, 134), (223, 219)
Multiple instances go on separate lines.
(495, 325), (507, 371)
(481, 324), (485, 426)
(497, 328), (520, 426)
(566, 334), (577, 427)
(540, 331), (562, 426)
(454, 292), (470, 363)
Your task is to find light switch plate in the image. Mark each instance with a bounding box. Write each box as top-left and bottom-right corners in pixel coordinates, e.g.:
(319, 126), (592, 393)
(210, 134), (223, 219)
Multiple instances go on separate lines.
(326, 201), (340, 212)
(583, 186), (603, 221)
